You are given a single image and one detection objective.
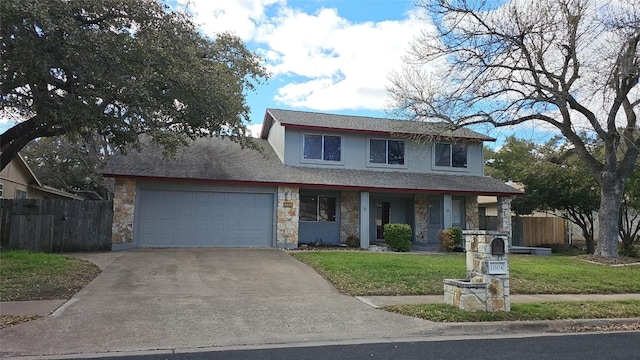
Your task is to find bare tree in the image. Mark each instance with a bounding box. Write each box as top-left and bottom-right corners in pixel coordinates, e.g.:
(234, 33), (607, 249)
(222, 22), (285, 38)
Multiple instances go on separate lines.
(388, 0), (639, 258)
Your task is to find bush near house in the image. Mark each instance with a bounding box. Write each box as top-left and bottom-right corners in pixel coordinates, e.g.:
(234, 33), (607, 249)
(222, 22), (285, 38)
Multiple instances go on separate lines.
(438, 227), (463, 252)
(345, 234), (360, 248)
(384, 223), (412, 252)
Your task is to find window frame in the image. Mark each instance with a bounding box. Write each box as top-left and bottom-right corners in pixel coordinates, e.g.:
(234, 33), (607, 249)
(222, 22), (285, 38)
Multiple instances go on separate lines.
(433, 142), (468, 170)
(299, 194), (337, 222)
(0, 183), (3, 199)
(15, 189), (27, 199)
(302, 133), (343, 163)
(367, 138), (407, 168)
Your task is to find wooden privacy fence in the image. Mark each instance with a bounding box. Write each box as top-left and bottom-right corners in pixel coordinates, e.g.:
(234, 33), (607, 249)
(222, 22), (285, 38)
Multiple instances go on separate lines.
(0, 199), (113, 252)
(512, 216), (567, 246)
(485, 215), (567, 246)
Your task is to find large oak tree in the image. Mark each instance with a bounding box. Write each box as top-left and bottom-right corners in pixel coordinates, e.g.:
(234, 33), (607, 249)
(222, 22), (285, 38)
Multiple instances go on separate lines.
(1, 0), (268, 170)
(389, 0), (639, 257)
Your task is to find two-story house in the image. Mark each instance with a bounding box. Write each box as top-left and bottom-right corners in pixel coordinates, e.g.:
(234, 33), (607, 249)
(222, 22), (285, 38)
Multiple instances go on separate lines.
(104, 109), (521, 250)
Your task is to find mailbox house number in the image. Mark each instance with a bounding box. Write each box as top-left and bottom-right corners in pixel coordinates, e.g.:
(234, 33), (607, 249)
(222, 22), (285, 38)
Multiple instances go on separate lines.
(488, 261), (508, 275)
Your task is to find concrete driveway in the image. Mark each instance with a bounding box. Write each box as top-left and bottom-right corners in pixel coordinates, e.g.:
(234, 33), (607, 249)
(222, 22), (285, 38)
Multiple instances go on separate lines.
(0, 249), (435, 357)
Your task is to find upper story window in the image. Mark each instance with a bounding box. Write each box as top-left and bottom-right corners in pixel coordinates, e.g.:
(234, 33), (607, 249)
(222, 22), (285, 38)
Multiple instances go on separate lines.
(369, 139), (405, 165)
(303, 134), (341, 161)
(300, 195), (337, 222)
(434, 143), (467, 168)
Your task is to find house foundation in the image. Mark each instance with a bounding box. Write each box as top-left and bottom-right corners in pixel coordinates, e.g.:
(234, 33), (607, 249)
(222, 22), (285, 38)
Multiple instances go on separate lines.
(443, 230), (510, 312)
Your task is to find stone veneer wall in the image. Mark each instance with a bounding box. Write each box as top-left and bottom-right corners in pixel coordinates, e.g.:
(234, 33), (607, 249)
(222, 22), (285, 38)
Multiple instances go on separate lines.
(340, 191), (359, 243)
(465, 195), (479, 230)
(497, 197), (513, 244)
(414, 194), (428, 243)
(112, 179), (136, 245)
(277, 186), (299, 248)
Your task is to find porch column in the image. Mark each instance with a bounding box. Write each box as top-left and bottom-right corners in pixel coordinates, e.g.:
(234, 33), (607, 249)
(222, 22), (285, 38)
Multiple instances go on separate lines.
(443, 194), (453, 229)
(360, 192), (370, 249)
(497, 196), (513, 245)
(112, 178), (136, 250)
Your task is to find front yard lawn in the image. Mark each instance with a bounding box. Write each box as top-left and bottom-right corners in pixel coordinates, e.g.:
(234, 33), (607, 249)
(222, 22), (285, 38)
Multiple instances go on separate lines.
(384, 300), (640, 323)
(0, 250), (101, 302)
(291, 252), (640, 296)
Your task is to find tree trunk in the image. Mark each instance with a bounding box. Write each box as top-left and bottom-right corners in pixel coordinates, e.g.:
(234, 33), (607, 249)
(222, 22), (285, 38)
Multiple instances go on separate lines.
(594, 177), (625, 257)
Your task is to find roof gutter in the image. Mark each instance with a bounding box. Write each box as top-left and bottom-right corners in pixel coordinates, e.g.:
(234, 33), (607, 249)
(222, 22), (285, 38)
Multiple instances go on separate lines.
(103, 174), (523, 197)
(279, 123), (496, 142)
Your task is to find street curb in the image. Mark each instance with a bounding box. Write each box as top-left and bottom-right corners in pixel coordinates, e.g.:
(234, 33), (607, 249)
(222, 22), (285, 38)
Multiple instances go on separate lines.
(3, 319), (639, 360)
(434, 317), (640, 335)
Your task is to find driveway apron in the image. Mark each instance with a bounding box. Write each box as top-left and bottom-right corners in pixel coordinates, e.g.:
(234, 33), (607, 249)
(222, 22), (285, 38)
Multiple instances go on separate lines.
(0, 249), (434, 357)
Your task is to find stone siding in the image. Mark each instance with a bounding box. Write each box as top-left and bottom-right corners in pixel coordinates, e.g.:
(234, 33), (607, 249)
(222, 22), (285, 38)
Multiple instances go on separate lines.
(340, 191), (359, 243)
(497, 197), (513, 244)
(112, 179), (136, 245)
(465, 195), (479, 230)
(414, 194), (428, 243)
(277, 186), (299, 248)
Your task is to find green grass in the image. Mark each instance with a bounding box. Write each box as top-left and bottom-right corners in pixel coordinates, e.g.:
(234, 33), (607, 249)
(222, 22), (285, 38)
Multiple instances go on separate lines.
(291, 252), (640, 296)
(384, 300), (640, 322)
(0, 250), (101, 301)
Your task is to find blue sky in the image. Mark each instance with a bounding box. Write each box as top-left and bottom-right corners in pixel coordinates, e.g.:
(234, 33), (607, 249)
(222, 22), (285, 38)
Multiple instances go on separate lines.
(1, 0), (553, 147)
(171, 0), (425, 135)
(174, 0), (551, 146)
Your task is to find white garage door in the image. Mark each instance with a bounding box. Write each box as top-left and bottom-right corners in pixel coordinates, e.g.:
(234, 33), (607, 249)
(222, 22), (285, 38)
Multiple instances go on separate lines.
(136, 188), (274, 247)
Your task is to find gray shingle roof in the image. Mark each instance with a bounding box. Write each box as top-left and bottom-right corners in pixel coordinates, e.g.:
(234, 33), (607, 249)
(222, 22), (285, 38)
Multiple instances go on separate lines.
(262, 109), (495, 141)
(104, 137), (521, 196)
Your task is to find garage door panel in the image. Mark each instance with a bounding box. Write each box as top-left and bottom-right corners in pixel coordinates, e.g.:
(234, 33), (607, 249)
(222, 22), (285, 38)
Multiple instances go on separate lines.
(136, 189), (274, 248)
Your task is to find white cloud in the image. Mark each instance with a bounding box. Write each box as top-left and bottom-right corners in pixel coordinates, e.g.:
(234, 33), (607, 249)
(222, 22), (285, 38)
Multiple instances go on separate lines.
(246, 123), (263, 138)
(175, 1), (426, 113)
(175, 0), (283, 40)
(257, 8), (425, 111)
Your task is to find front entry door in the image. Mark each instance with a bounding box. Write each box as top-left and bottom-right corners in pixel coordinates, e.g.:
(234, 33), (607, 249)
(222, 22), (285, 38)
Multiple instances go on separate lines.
(375, 201), (391, 239)
(427, 196), (443, 244)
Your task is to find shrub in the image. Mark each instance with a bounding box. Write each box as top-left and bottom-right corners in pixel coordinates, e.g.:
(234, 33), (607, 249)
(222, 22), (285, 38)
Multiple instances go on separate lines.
(450, 227), (463, 246)
(346, 234), (360, 248)
(539, 243), (584, 256)
(384, 223), (412, 252)
(437, 229), (456, 252)
(619, 243), (639, 258)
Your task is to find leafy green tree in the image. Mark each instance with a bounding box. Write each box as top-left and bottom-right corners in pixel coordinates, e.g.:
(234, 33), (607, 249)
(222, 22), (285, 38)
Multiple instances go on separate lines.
(22, 135), (113, 200)
(484, 136), (537, 181)
(390, 0), (639, 257)
(486, 137), (601, 253)
(1, 0), (268, 170)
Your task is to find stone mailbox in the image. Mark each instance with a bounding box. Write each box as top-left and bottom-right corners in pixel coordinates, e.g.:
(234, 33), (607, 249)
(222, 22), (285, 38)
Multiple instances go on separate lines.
(443, 230), (510, 312)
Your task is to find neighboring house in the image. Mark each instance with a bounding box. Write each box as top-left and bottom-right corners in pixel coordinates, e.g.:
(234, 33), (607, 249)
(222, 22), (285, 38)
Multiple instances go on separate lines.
(104, 109), (522, 250)
(0, 153), (84, 200)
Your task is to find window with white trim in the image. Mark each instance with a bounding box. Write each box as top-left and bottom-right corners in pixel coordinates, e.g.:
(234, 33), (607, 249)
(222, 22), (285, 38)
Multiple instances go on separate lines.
(369, 139), (405, 165)
(303, 134), (341, 161)
(434, 143), (467, 168)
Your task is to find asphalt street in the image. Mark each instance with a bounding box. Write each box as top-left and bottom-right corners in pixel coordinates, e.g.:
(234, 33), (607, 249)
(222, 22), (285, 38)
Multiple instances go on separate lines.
(70, 332), (640, 360)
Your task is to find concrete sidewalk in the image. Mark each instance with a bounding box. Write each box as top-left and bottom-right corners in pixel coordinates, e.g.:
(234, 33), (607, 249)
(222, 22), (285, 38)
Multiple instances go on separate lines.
(0, 300), (66, 317)
(3, 293), (640, 316)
